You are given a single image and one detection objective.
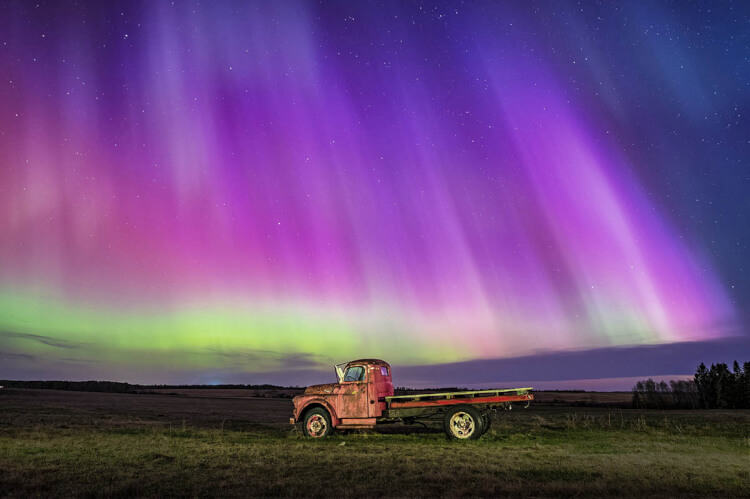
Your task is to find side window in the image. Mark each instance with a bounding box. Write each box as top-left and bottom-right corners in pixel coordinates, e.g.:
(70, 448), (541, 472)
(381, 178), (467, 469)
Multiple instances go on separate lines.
(343, 366), (365, 382)
(380, 366), (389, 377)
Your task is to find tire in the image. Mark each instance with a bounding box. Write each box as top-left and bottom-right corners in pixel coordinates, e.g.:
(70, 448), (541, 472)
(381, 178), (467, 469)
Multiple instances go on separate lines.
(481, 412), (492, 435)
(303, 408), (333, 438)
(443, 405), (484, 440)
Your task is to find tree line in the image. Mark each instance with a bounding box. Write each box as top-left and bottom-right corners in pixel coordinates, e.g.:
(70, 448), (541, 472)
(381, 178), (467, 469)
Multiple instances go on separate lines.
(0, 380), (299, 392)
(632, 361), (750, 409)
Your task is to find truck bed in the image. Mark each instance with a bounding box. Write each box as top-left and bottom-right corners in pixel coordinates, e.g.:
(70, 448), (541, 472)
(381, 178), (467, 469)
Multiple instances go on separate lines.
(385, 387), (533, 409)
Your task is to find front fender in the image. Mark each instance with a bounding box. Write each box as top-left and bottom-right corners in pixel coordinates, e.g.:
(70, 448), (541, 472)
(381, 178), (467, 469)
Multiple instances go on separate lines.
(294, 397), (339, 426)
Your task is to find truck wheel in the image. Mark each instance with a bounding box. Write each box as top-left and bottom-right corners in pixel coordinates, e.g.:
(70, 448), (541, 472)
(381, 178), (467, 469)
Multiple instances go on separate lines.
(303, 408), (333, 438)
(444, 405), (484, 440)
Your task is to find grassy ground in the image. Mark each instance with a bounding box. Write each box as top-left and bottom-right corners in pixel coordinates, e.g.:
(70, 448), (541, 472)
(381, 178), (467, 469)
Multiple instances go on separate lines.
(1, 389), (748, 497)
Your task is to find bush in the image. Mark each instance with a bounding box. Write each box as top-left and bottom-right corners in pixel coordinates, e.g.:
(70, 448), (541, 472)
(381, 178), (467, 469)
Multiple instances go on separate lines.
(631, 378), (699, 409)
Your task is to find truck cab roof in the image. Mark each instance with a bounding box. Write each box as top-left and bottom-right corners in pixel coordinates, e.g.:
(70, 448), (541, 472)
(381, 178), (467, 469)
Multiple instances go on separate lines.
(334, 359), (391, 384)
(345, 359), (390, 367)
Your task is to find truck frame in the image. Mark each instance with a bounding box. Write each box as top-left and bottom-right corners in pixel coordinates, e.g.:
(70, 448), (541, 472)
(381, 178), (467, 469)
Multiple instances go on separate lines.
(291, 359), (533, 440)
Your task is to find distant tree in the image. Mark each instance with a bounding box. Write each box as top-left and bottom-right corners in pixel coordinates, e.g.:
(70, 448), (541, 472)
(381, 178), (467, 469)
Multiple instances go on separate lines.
(730, 361), (747, 409)
(632, 389), (643, 409)
(670, 379), (699, 410)
(695, 363), (709, 409)
(714, 363), (733, 408)
(706, 363), (720, 408)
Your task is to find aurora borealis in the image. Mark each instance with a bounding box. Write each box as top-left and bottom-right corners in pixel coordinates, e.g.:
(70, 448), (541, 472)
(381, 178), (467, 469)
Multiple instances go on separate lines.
(1, 1), (748, 386)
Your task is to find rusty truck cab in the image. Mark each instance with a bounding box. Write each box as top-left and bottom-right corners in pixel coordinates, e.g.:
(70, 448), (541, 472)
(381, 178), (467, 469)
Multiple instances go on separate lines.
(292, 359), (394, 435)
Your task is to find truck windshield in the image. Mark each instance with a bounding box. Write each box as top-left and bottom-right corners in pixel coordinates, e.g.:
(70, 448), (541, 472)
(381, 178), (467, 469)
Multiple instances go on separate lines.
(343, 366), (365, 382)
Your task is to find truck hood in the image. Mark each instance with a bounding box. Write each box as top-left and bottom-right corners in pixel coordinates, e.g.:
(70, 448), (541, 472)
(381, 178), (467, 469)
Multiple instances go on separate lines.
(304, 383), (338, 395)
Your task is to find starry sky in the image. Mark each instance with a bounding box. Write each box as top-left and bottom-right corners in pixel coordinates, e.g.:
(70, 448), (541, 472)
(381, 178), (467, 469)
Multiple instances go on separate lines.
(1, 1), (748, 388)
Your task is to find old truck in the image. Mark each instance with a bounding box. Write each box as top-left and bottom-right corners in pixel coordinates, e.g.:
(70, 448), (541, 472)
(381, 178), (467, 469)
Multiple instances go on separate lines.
(291, 358), (533, 440)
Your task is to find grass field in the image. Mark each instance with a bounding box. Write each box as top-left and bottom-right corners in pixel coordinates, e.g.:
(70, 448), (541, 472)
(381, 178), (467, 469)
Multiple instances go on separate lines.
(1, 389), (748, 497)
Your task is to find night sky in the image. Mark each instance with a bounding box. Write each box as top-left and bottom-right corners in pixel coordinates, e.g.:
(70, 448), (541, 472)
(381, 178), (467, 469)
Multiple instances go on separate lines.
(1, 1), (748, 389)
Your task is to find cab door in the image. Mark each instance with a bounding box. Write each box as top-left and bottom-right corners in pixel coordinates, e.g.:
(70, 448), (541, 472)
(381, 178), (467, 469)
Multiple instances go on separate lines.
(334, 365), (369, 418)
(367, 365), (391, 417)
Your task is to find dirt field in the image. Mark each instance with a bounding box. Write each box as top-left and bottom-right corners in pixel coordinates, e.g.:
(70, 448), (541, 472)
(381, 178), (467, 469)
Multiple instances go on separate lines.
(1, 388), (748, 497)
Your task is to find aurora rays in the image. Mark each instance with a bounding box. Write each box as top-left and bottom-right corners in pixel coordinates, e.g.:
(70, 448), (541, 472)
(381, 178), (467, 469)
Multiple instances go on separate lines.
(0, 1), (746, 384)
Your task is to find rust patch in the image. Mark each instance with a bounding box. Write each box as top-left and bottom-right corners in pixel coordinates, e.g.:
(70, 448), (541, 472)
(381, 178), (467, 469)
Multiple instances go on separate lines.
(303, 383), (337, 395)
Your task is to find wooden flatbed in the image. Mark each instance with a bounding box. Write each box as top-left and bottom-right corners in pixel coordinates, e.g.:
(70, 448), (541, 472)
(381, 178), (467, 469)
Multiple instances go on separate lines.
(385, 387), (533, 411)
